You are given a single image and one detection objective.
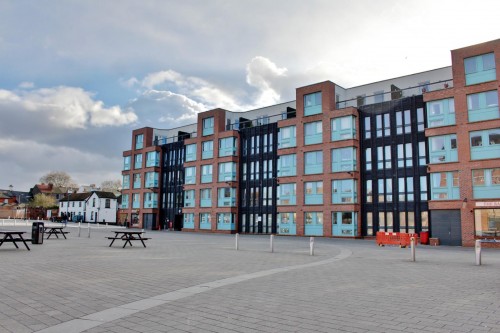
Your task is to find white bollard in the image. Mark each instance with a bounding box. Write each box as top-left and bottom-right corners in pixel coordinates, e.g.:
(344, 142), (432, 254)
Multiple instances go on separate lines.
(310, 237), (315, 256)
(270, 234), (274, 253)
(475, 240), (481, 266)
(235, 233), (239, 250)
(410, 237), (416, 262)
(14, 219), (16, 226)
(78, 222), (81, 237)
(88, 223), (91, 238)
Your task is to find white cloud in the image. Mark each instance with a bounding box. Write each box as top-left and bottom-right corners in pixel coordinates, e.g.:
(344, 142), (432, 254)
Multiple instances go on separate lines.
(141, 70), (185, 89)
(18, 81), (35, 89)
(0, 86), (137, 129)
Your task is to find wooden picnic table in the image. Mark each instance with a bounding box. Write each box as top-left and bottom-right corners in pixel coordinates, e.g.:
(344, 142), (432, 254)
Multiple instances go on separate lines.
(0, 230), (31, 250)
(44, 226), (69, 239)
(107, 230), (150, 248)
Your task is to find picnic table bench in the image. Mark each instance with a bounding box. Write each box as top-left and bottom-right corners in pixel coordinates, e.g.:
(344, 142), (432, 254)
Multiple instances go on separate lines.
(107, 230), (150, 248)
(44, 226), (70, 239)
(0, 230), (31, 250)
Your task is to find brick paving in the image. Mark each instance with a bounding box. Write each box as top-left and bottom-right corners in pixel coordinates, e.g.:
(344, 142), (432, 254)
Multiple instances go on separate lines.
(0, 223), (499, 332)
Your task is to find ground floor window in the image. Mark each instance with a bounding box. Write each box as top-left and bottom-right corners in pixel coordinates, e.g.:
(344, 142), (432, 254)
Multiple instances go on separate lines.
(474, 209), (500, 237)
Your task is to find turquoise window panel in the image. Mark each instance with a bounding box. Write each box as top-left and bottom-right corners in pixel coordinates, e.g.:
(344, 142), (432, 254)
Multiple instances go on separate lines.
(332, 179), (357, 204)
(472, 169), (500, 199)
(465, 53), (496, 85)
(332, 212), (358, 237)
(185, 144), (197, 162)
(331, 116), (356, 141)
(143, 199), (158, 209)
(133, 174), (141, 189)
(278, 126), (297, 148)
(218, 162), (237, 182)
(305, 181), (323, 205)
(426, 98), (456, 128)
(200, 198), (212, 207)
(123, 156), (131, 170)
(145, 151), (160, 167)
(202, 117), (214, 136)
(467, 91), (499, 122)
(183, 214), (195, 229)
(278, 183), (296, 205)
(184, 190), (195, 208)
(470, 129), (500, 160)
(217, 213), (236, 231)
(277, 213), (296, 235)
(201, 174), (212, 183)
(217, 188), (236, 207)
(202, 141), (213, 159)
(132, 194), (140, 209)
(278, 154), (297, 177)
(429, 134), (458, 163)
(430, 172), (460, 200)
(304, 151), (323, 174)
(122, 175), (130, 189)
(219, 137), (237, 157)
(201, 165), (213, 183)
(121, 195), (129, 209)
(199, 213), (211, 230)
(331, 147), (357, 172)
(134, 154), (142, 169)
(304, 121), (322, 145)
(135, 134), (143, 150)
(304, 92), (322, 116)
(144, 172), (159, 188)
(304, 212), (324, 236)
(185, 167), (196, 184)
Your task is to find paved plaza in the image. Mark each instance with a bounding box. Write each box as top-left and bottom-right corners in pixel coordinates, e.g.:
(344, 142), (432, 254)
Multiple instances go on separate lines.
(0, 222), (499, 333)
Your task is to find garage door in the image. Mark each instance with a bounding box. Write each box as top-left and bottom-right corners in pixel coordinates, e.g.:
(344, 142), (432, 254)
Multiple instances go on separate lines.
(430, 210), (462, 246)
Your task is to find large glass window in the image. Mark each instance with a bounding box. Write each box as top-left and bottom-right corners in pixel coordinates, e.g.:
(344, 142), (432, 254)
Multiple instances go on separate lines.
(332, 179), (357, 203)
(183, 213), (195, 229)
(135, 134), (144, 150)
(474, 209), (500, 237)
(467, 90), (499, 122)
(429, 134), (458, 163)
(278, 126), (296, 148)
(219, 137), (237, 157)
(277, 213), (296, 235)
(377, 146), (392, 170)
(331, 116), (356, 141)
(464, 53), (496, 85)
(217, 188), (236, 207)
(431, 172), (460, 200)
(122, 175), (130, 189)
(364, 117), (371, 139)
(121, 194), (129, 209)
(133, 173), (141, 189)
(200, 189), (212, 207)
(145, 151), (160, 167)
(218, 162), (236, 181)
(304, 92), (322, 116)
(427, 98), (456, 127)
(143, 192), (158, 208)
(331, 147), (356, 172)
(201, 164), (213, 183)
(184, 190), (195, 207)
(199, 213), (211, 230)
(304, 151), (323, 174)
(134, 154), (143, 169)
(202, 140), (214, 159)
(304, 212), (323, 236)
(185, 144), (197, 162)
(472, 168), (500, 199)
(185, 166), (196, 184)
(304, 121), (323, 145)
(397, 143), (413, 168)
(217, 213), (236, 231)
(304, 181), (323, 205)
(123, 156), (131, 171)
(132, 193), (140, 209)
(202, 117), (214, 136)
(332, 211), (358, 236)
(365, 148), (372, 171)
(278, 183), (296, 205)
(278, 154), (297, 177)
(144, 172), (159, 188)
(470, 129), (500, 160)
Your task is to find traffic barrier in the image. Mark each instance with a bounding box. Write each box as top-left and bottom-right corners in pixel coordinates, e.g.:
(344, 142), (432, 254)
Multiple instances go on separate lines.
(376, 232), (419, 248)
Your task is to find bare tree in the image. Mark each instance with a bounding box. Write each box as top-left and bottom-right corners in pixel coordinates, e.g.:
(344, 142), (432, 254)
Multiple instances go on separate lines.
(100, 180), (122, 191)
(39, 171), (76, 187)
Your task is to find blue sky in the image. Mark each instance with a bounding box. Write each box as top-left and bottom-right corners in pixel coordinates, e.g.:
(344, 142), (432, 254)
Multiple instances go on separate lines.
(1, 0), (499, 191)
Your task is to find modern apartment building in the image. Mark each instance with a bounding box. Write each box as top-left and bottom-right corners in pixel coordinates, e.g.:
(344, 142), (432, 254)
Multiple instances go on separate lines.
(121, 39), (500, 246)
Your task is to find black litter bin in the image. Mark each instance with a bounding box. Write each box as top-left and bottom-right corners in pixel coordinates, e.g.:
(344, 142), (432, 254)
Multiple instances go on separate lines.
(32, 222), (44, 244)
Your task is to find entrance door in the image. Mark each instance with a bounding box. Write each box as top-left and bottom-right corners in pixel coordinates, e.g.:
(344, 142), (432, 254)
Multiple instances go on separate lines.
(174, 214), (183, 231)
(430, 210), (462, 246)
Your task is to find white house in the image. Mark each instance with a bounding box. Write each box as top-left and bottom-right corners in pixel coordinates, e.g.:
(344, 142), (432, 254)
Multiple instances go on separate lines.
(59, 191), (118, 223)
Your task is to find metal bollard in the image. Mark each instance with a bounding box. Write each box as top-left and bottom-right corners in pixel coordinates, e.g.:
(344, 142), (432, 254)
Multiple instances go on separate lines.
(78, 222), (81, 237)
(410, 237), (416, 262)
(475, 240), (481, 266)
(270, 234), (274, 253)
(14, 219), (16, 226)
(235, 233), (239, 251)
(87, 223), (91, 238)
(310, 237), (314, 256)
